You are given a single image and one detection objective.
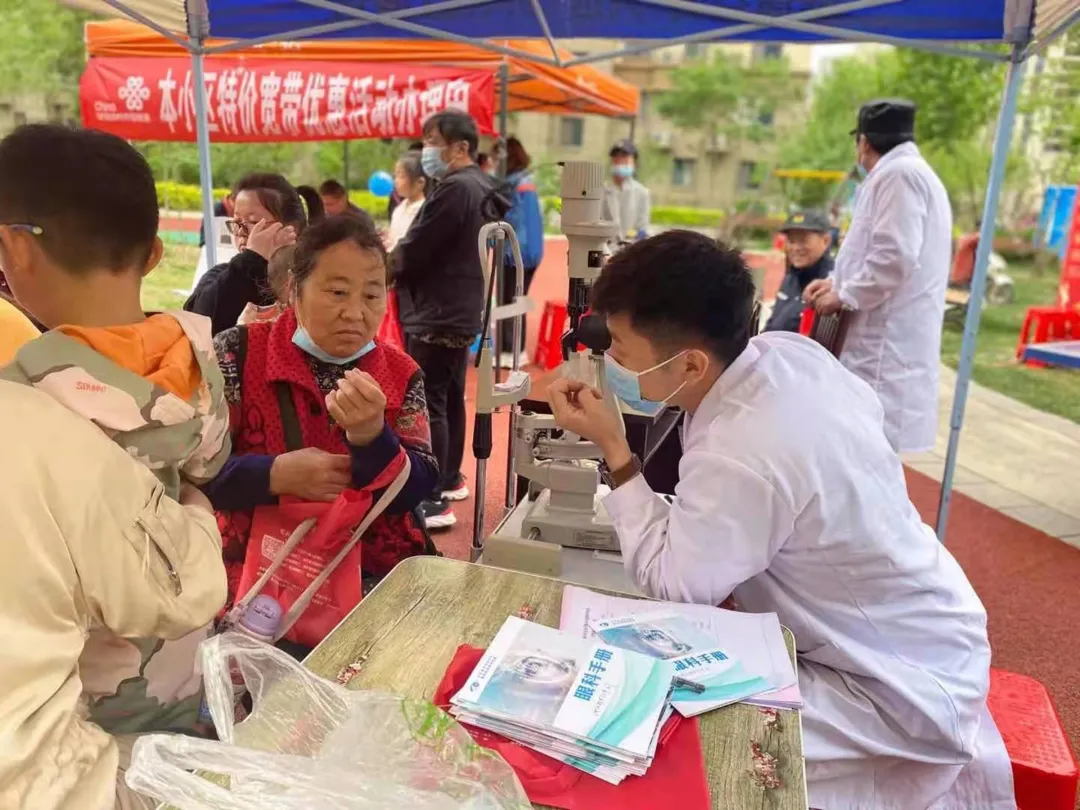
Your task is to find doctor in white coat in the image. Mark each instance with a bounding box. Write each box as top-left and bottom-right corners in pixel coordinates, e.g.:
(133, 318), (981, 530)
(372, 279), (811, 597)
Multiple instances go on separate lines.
(805, 99), (952, 454)
(548, 231), (1014, 810)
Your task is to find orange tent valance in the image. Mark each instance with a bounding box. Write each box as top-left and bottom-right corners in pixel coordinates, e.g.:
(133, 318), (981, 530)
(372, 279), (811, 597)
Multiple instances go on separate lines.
(84, 20), (639, 119)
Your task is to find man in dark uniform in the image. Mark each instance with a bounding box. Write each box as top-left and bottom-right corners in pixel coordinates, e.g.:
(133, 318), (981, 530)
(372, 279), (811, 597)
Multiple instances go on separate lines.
(764, 210), (834, 333)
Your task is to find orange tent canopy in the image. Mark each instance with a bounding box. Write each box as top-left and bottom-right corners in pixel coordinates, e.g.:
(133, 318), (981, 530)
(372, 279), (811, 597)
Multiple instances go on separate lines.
(85, 20), (639, 119)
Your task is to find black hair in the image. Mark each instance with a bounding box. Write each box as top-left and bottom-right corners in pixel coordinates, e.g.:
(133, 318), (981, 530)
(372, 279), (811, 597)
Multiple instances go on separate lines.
(863, 132), (911, 156)
(396, 150), (426, 187)
(591, 230), (755, 366)
(0, 124), (158, 273)
(319, 179), (348, 198)
(477, 152), (491, 167)
(291, 212), (387, 290)
(506, 137), (531, 174)
(233, 172), (325, 233)
(423, 110), (479, 158)
(609, 140), (637, 159)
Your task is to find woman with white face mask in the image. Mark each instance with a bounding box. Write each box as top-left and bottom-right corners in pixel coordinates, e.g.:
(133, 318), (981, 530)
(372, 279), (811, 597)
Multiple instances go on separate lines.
(203, 214), (439, 649)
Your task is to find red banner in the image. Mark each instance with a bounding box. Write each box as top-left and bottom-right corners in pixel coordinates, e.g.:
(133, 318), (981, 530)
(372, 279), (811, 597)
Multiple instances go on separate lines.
(80, 57), (495, 142)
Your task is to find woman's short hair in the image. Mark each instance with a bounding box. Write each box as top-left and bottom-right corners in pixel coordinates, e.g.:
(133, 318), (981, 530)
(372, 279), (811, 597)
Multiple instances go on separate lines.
(291, 212), (387, 290)
(396, 150), (426, 186)
(233, 173), (325, 233)
(506, 137), (531, 174)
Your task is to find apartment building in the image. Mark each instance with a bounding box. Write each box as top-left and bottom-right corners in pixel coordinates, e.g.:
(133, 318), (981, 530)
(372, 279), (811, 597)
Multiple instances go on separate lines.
(511, 41), (814, 210)
(0, 95), (75, 135)
(1018, 28), (1080, 178)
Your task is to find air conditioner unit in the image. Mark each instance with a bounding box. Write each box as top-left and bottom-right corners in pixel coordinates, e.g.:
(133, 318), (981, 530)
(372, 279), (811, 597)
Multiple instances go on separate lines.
(652, 131), (673, 148)
(707, 133), (729, 152)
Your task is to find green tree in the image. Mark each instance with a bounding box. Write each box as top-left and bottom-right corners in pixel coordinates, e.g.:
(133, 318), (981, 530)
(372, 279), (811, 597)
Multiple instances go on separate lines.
(657, 49), (801, 148)
(0, 0), (89, 106)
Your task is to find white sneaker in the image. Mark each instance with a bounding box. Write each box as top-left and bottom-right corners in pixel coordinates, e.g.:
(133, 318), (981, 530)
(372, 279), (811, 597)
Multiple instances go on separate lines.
(441, 481), (470, 501)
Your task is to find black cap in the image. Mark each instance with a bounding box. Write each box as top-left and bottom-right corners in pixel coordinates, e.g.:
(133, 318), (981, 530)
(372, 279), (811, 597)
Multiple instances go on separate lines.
(779, 210), (830, 233)
(609, 139), (638, 159)
(852, 98), (916, 139)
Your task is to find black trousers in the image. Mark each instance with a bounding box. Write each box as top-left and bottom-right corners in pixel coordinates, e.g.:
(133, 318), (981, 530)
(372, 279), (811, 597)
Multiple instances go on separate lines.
(497, 263), (538, 354)
(406, 337), (469, 496)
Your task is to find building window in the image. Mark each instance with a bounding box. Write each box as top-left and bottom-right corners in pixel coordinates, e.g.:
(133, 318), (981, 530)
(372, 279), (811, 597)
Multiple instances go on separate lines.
(738, 161), (760, 190)
(559, 117), (585, 148)
(685, 43), (705, 60)
(672, 158), (697, 188)
(754, 43), (784, 62)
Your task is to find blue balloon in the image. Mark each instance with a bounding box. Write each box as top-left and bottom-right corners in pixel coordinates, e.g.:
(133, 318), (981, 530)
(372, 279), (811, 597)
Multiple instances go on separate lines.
(368, 170), (394, 198)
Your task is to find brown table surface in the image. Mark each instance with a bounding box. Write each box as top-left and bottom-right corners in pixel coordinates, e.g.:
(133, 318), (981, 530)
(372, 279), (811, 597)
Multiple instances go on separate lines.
(304, 556), (807, 810)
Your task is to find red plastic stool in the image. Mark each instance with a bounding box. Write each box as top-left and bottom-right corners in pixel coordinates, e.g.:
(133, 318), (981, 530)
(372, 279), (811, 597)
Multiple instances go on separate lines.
(987, 668), (1078, 810)
(1016, 306), (1080, 365)
(535, 301), (568, 370)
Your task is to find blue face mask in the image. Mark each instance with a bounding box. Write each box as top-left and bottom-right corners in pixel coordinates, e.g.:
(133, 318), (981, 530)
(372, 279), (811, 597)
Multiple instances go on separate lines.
(421, 146), (448, 179)
(604, 351), (691, 416)
(611, 164), (634, 179)
(854, 162), (868, 180)
(292, 324), (376, 365)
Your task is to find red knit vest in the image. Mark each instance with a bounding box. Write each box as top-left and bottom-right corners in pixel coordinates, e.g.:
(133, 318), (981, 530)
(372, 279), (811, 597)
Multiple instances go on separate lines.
(218, 308), (426, 601)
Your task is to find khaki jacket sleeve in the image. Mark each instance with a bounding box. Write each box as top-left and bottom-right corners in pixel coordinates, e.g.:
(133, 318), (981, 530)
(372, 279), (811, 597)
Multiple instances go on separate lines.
(71, 449), (228, 641)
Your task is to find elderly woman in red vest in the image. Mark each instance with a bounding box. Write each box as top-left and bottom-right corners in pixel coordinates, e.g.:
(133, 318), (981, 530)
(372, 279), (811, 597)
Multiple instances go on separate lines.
(202, 212), (438, 608)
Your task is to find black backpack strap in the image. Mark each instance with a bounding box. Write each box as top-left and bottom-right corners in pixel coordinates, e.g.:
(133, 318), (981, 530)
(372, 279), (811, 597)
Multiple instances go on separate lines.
(274, 383), (305, 452)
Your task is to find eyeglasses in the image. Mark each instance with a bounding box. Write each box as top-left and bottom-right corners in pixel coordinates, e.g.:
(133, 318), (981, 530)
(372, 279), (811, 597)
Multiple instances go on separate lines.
(1, 224), (45, 236)
(225, 220), (255, 237)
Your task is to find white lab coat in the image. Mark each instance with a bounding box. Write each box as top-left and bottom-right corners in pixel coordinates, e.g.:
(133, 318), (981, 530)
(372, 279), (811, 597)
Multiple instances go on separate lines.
(833, 142), (952, 453)
(603, 333), (1015, 810)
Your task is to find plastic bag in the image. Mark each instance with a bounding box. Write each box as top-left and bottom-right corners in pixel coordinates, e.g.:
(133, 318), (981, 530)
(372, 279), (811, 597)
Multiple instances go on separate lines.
(124, 633), (531, 809)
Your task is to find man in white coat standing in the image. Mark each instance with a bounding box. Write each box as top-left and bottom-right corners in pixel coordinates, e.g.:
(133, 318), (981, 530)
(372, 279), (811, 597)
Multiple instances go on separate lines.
(548, 231), (1014, 810)
(805, 99), (952, 453)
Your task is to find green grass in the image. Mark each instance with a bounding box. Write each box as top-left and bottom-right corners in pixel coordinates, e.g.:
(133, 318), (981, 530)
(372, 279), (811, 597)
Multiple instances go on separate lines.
(142, 242), (200, 313)
(940, 261), (1080, 425)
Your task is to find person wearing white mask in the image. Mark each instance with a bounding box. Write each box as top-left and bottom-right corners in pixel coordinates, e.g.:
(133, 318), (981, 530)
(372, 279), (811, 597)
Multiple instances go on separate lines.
(391, 110), (510, 527)
(547, 231), (1015, 810)
(602, 140), (651, 242)
(804, 99), (952, 454)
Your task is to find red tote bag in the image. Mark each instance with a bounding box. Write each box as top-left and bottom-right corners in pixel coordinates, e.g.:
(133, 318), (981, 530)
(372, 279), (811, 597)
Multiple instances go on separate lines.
(230, 455), (410, 648)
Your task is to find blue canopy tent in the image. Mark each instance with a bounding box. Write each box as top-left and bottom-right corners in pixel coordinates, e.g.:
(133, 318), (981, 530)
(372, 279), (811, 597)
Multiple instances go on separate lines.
(84, 0), (1080, 543)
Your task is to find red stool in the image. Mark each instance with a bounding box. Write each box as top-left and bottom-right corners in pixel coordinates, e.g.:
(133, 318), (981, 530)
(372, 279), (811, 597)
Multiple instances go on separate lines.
(535, 301), (568, 370)
(1016, 306), (1080, 365)
(987, 668), (1078, 810)
(798, 307), (815, 336)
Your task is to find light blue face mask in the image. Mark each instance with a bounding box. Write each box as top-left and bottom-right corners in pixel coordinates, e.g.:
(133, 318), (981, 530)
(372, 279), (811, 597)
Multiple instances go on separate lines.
(292, 324), (376, 365)
(611, 164), (634, 179)
(854, 162), (868, 180)
(604, 351), (690, 416)
(421, 146), (448, 179)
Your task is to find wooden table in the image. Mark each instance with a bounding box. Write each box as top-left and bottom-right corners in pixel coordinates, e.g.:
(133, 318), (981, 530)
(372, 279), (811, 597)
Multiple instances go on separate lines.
(305, 556), (808, 810)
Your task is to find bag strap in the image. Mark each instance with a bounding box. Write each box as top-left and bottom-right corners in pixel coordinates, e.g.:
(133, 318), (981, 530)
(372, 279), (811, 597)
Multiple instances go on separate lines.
(273, 455), (411, 642)
(274, 382), (305, 452)
(228, 455), (412, 640)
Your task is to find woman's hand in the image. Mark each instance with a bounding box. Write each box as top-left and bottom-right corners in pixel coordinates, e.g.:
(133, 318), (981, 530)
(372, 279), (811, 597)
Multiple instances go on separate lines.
(269, 448), (352, 502)
(326, 369), (387, 447)
(246, 219), (296, 260)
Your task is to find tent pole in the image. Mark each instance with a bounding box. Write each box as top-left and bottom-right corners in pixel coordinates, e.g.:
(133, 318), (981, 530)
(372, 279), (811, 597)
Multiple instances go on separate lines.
(498, 62), (510, 178)
(191, 47), (218, 271)
(343, 141), (350, 189)
(936, 46), (1028, 541)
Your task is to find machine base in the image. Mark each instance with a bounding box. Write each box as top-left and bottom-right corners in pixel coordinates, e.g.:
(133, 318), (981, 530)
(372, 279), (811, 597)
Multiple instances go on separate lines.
(521, 489), (620, 552)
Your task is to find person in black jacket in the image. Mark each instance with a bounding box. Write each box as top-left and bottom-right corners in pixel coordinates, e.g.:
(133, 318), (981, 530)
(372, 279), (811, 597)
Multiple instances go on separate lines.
(184, 174), (323, 335)
(763, 210), (834, 334)
(392, 111), (508, 529)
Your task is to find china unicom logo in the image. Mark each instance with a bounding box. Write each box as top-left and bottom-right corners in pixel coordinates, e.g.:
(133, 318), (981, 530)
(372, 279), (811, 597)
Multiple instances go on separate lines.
(119, 76), (151, 111)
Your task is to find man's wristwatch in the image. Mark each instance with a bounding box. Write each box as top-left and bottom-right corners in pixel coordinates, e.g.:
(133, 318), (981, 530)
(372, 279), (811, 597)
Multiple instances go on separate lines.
(600, 454), (642, 489)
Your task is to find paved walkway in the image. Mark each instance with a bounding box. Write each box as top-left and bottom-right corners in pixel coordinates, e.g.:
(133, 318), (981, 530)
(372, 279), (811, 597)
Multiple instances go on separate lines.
(904, 366), (1080, 549)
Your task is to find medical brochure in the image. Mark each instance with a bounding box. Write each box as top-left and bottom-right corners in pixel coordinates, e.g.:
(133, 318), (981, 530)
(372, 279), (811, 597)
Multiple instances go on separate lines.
(590, 612), (775, 716)
(450, 615), (676, 783)
(561, 585), (801, 711)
